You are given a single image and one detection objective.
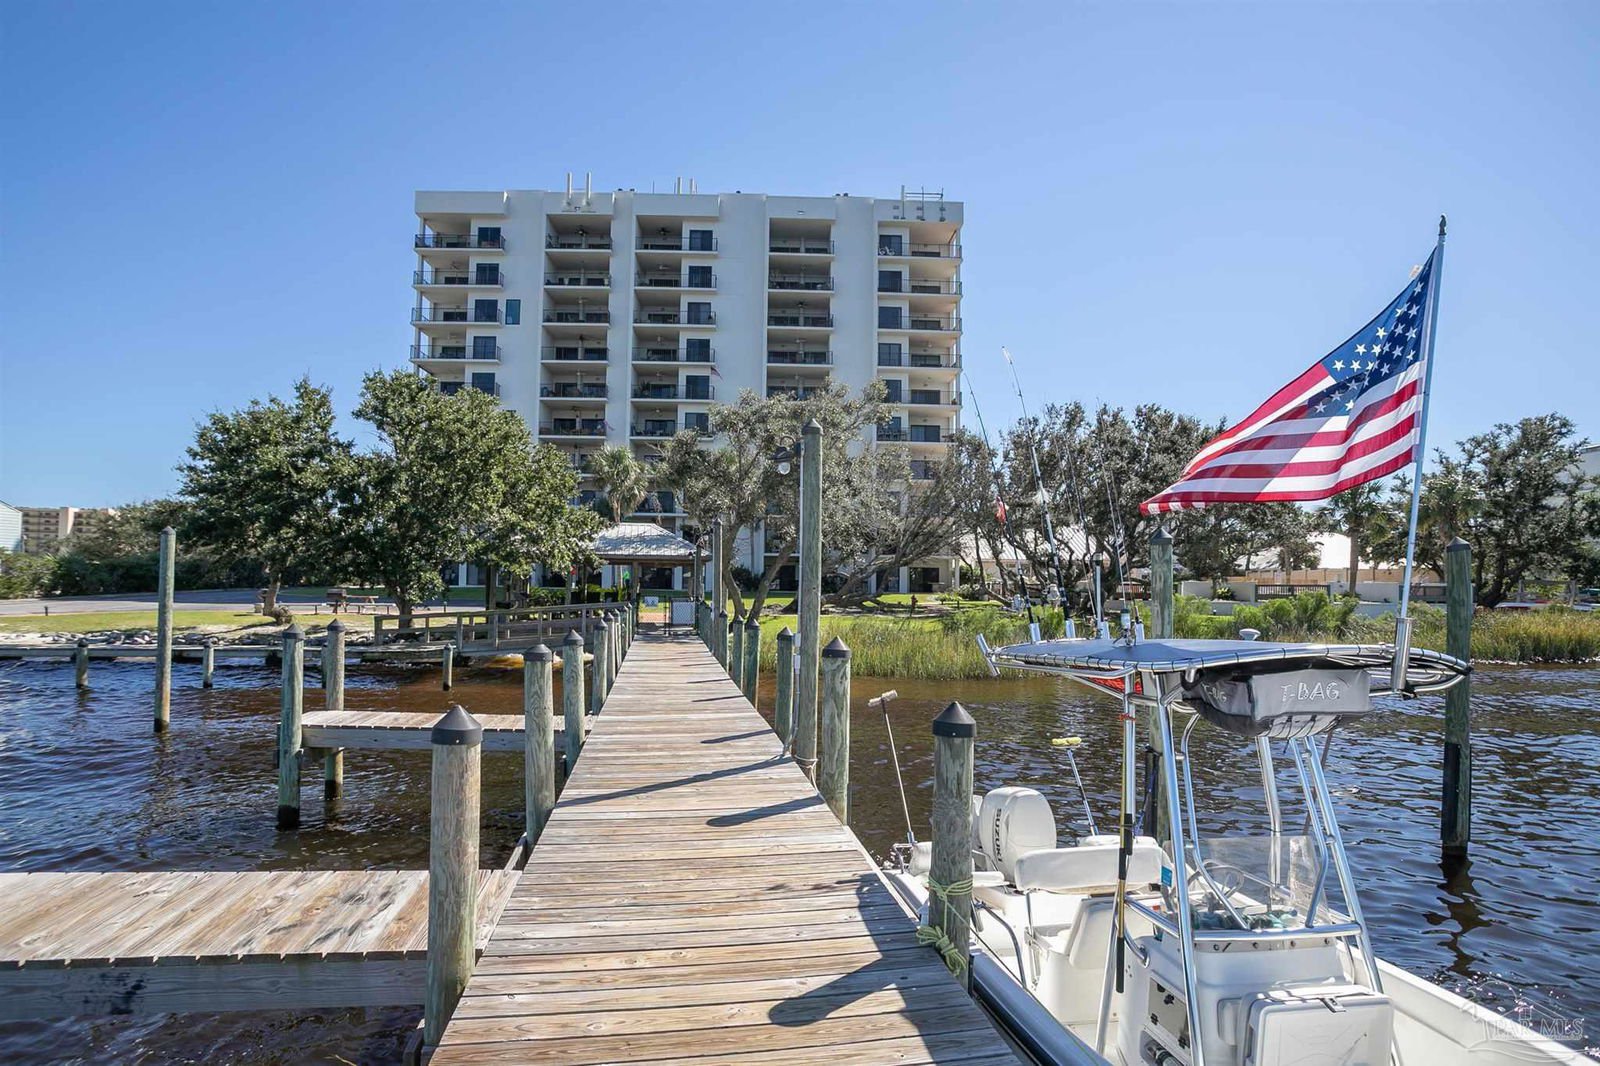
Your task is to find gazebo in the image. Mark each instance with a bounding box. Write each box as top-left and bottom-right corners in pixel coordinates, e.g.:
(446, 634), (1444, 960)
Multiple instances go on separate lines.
(592, 522), (704, 596)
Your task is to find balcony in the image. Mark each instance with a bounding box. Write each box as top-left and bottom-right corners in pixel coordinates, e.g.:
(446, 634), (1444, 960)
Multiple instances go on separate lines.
(768, 274), (833, 292)
(767, 385), (825, 400)
(877, 427), (907, 442)
(544, 272), (611, 288)
(540, 420), (607, 438)
(416, 233), (506, 251)
(634, 309), (716, 326)
(909, 460), (938, 481)
(637, 236), (718, 252)
(631, 346), (715, 364)
(636, 272), (718, 290)
(413, 305), (499, 324)
(543, 309), (610, 325)
(540, 384), (608, 400)
(545, 234), (612, 250)
(909, 426), (944, 443)
(630, 421), (679, 438)
(878, 348), (961, 369)
(877, 278), (960, 295)
(766, 311), (833, 329)
(877, 241), (961, 259)
(889, 389), (959, 407)
(877, 313), (961, 333)
(438, 381), (500, 397)
(768, 239), (834, 256)
(414, 268), (503, 287)
(541, 346), (609, 362)
(411, 344), (500, 361)
(766, 350), (833, 366)
(632, 385), (715, 401)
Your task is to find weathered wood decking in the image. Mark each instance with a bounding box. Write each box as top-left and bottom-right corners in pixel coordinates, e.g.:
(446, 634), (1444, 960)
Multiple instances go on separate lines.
(0, 868), (517, 1021)
(429, 631), (1023, 1065)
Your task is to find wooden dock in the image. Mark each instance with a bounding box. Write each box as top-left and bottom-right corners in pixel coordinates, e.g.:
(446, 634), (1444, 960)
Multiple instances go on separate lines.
(0, 868), (518, 1021)
(303, 710), (590, 752)
(428, 631), (1023, 1065)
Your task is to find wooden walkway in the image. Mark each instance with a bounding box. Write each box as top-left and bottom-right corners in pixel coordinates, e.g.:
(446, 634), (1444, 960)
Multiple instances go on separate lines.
(0, 868), (517, 1021)
(429, 632), (1023, 1065)
(303, 710), (589, 752)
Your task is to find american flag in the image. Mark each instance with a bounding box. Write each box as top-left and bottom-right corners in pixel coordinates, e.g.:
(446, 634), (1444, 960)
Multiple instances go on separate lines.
(1142, 252), (1437, 514)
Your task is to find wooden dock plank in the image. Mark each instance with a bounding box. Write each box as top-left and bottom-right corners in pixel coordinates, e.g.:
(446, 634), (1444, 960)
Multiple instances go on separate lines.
(429, 632), (1019, 1065)
(302, 711), (587, 753)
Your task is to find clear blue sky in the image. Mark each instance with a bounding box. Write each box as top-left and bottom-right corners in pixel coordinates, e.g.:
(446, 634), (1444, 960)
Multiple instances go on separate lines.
(2, 1), (1595, 507)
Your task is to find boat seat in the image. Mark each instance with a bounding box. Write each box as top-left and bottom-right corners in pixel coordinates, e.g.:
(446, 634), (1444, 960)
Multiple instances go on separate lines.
(1012, 838), (1165, 894)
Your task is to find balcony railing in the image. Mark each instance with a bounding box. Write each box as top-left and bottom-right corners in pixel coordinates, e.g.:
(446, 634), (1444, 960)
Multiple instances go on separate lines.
(632, 385), (716, 401)
(634, 309), (716, 326)
(767, 312), (833, 328)
(909, 349), (961, 368)
(412, 344), (500, 361)
(636, 273), (718, 289)
(541, 346), (609, 362)
(544, 273), (611, 287)
(540, 384), (608, 399)
(878, 314), (961, 332)
(769, 239), (835, 255)
(413, 306), (499, 323)
(897, 390), (959, 406)
(546, 234), (612, 250)
(414, 269), (503, 286)
(630, 422), (678, 438)
(909, 426), (944, 443)
(631, 346), (715, 363)
(540, 421), (607, 437)
(543, 309), (610, 324)
(438, 381), (500, 397)
(768, 274), (834, 291)
(416, 233), (506, 250)
(877, 278), (961, 295)
(766, 350), (833, 365)
(877, 241), (961, 258)
(767, 386), (825, 400)
(877, 427), (907, 442)
(638, 236), (719, 251)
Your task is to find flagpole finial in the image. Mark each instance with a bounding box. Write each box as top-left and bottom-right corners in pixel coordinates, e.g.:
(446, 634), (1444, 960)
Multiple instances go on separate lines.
(1438, 214), (1447, 238)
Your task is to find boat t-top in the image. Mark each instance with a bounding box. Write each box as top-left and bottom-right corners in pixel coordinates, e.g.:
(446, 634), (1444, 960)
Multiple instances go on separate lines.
(884, 632), (1593, 1066)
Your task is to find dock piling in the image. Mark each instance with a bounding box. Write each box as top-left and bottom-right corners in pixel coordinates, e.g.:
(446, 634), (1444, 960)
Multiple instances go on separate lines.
(716, 608), (728, 667)
(276, 624), (306, 830)
(591, 617), (610, 716)
(74, 638), (89, 691)
(795, 419), (823, 777)
(1443, 537), (1473, 855)
(741, 617), (760, 706)
(154, 526), (175, 732)
(729, 612), (745, 688)
(606, 609), (620, 689)
(441, 644), (454, 691)
(201, 640), (215, 689)
(819, 637), (852, 822)
(774, 626), (794, 746)
(562, 629), (585, 768)
(323, 620), (345, 799)
(1145, 527), (1174, 846)
(424, 705), (482, 1050)
(928, 701), (975, 988)
(525, 644), (555, 842)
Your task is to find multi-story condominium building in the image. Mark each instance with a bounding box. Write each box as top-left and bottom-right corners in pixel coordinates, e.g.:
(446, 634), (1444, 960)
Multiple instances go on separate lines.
(18, 506), (115, 554)
(411, 180), (962, 593)
(0, 501), (22, 554)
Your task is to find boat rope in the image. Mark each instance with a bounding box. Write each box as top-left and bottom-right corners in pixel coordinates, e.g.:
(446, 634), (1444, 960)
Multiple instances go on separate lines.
(916, 875), (974, 977)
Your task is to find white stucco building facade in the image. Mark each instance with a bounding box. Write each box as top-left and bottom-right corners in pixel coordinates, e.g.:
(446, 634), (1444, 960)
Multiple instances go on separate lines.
(410, 180), (963, 593)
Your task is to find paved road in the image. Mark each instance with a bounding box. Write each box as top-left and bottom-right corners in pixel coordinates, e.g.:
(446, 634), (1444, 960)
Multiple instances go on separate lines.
(0, 589), (359, 617)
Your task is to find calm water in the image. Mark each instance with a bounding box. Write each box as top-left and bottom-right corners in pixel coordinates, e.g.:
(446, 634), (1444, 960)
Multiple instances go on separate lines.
(1, 648), (1596, 1062)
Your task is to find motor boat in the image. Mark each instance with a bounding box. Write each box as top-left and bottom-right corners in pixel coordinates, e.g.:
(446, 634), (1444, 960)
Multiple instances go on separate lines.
(884, 635), (1593, 1066)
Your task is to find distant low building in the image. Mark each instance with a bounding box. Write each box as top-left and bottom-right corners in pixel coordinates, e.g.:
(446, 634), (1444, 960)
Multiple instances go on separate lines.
(0, 501), (22, 553)
(18, 506), (116, 554)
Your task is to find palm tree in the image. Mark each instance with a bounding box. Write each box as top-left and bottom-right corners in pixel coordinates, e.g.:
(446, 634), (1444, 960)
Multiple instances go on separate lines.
(1317, 482), (1401, 592)
(588, 446), (650, 522)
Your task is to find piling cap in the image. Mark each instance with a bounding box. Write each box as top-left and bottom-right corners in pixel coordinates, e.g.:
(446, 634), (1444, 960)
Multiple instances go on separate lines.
(932, 701), (975, 738)
(744, 618), (761, 632)
(563, 628), (584, 646)
(803, 418), (822, 436)
(284, 623), (305, 640)
(326, 618), (345, 634)
(1151, 526), (1173, 545)
(76, 636), (88, 648)
(432, 704), (483, 746)
(822, 636), (851, 659)
(1447, 537), (1470, 552)
(776, 626), (794, 641)
(529, 643), (553, 662)
(716, 608), (727, 619)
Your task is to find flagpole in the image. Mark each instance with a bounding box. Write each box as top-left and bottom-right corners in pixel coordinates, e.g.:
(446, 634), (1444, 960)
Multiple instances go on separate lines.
(1393, 215), (1448, 690)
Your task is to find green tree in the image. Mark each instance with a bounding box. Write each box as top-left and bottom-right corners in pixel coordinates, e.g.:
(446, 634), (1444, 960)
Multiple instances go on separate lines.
(587, 446), (651, 521)
(177, 379), (350, 614)
(339, 371), (600, 624)
(1317, 481), (1404, 592)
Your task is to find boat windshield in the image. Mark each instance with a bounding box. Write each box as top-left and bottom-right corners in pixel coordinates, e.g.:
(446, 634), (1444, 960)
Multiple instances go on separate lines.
(1184, 834), (1340, 932)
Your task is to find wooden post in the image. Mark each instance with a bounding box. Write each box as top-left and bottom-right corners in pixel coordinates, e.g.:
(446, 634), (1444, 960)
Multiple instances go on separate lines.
(774, 626), (795, 746)
(794, 419), (823, 775)
(741, 618), (761, 706)
(729, 612), (745, 687)
(590, 617), (610, 717)
(488, 609), (500, 647)
(424, 705), (481, 1049)
(154, 525), (175, 732)
(1150, 526), (1174, 639)
(818, 637), (852, 821)
(441, 644), (454, 691)
(276, 624), (305, 830)
(712, 518), (726, 663)
(562, 628), (585, 768)
(606, 610), (620, 689)
(525, 644), (555, 842)
(201, 640), (215, 689)
(455, 619), (465, 650)
(929, 701), (976, 988)
(715, 609), (728, 667)
(323, 620), (345, 799)
(74, 637), (90, 691)
(1443, 537), (1473, 855)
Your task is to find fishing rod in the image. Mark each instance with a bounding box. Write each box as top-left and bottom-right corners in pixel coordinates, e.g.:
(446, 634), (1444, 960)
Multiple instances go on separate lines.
(1050, 735), (1098, 837)
(1091, 416), (1135, 641)
(963, 368), (1034, 623)
(1058, 420), (1104, 636)
(869, 689), (916, 844)
(1000, 347), (1070, 620)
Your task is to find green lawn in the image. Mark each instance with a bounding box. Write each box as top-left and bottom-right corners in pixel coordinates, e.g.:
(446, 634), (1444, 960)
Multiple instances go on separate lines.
(0, 611), (279, 635)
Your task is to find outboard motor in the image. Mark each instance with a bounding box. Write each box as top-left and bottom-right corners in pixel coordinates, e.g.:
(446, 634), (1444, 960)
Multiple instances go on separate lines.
(974, 787), (1057, 881)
